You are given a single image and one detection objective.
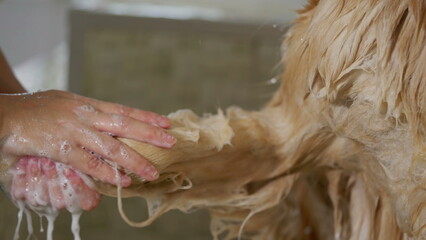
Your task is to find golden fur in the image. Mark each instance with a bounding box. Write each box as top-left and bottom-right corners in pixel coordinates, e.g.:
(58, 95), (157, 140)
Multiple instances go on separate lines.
(95, 0), (426, 239)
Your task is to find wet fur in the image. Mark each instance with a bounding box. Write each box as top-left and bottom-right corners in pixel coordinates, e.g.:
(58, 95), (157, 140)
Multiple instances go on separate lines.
(96, 0), (426, 239)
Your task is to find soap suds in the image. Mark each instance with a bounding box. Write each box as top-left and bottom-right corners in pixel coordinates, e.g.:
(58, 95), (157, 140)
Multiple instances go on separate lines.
(71, 212), (82, 240)
(39, 215), (44, 232)
(9, 157), (96, 240)
(24, 209), (33, 239)
(13, 200), (25, 240)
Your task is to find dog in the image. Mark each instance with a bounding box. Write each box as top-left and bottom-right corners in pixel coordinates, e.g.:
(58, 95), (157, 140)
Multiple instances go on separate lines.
(94, 0), (426, 239)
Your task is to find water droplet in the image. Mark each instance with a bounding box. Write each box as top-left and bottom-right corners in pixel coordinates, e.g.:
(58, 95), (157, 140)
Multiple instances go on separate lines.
(267, 78), (278, 85)
(78, 104), (95, 112)
(112, 115), (124, 127)
(120, 146), (129, 159)
(38, 150), (47, 157)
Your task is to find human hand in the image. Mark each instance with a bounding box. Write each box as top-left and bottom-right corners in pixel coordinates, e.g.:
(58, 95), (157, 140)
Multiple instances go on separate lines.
(11, 156), (100, 211)
(0, 90), (176, 186)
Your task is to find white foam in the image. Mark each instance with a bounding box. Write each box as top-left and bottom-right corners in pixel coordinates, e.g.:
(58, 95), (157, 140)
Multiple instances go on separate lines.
(24, 209), (33, 239)
(46, 213), (57, 240)
(12, 161), (86, 240)
(38, 150), (48, 157)
(13, 200), (25, 240)
(78, 105), (95, 113)
(71, 212), (82, 240)
(60, 141), (72, 155)
(39, 215), (44, 232)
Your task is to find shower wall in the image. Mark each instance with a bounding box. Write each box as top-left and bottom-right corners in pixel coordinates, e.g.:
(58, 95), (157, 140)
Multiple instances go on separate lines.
(69, 10), (285, 115)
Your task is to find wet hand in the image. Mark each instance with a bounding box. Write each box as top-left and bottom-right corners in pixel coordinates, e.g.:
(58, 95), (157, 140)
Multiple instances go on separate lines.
(11, 157), (100, 211)
(0, 90), (176, 186)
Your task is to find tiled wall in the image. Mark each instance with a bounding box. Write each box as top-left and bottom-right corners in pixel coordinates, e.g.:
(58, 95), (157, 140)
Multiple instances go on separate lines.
(82, 28), (281, 115)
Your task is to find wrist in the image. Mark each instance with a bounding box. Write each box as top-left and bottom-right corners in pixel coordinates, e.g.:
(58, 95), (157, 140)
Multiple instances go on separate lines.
(0, 94), (14, 143)
(0, 95), (12, 172)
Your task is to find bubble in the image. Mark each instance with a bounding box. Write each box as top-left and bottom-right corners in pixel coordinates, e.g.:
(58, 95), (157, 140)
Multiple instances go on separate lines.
(8, 134), (19, 144)
(120, 146), (129, 159)
(38, 151), (48, 157)
(111, 115), (124, 128)
(81, 129), (104, 151)
(60, 141), (72, 155)
(17, 136), (29, 143)
(78, 105), (95, 112)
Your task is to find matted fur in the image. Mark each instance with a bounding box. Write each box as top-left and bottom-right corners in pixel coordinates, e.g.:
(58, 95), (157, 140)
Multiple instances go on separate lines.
(95, 0), (426, 239)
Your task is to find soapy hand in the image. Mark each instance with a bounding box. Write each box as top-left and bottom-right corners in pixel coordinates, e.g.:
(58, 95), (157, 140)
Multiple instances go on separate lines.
(11, 157), (100, 211)
(0, 90), (176, 187)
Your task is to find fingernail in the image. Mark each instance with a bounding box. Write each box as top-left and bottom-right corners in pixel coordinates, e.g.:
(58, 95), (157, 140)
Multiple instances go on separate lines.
(27, 159), (40, 174)
(17, 158), (29, 168)
(63, 168), (75, 178)
(162, 133), (176, 147)
(40, 158), (49, 165)
(157, 116), (170, 128)
(120, 175), (131, 187)
(141, 165), (158, 180)
(41, 160), (56, 173)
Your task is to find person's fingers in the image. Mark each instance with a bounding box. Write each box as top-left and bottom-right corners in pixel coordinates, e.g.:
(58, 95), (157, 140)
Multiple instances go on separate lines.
(25, 157), (49, 206)
(76, 128), (158, 181)
(62, 147), (132, 186)
(24, 158), (38, 206)
(63, 168), (101, 211)
(54, 165), (80, 212)
(90, 113), (176, 148)
(11, 158), (29, 201)
(11, 171), (26, 200)
(74, 96), (171, 128)
(41, 158), (66, 210)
